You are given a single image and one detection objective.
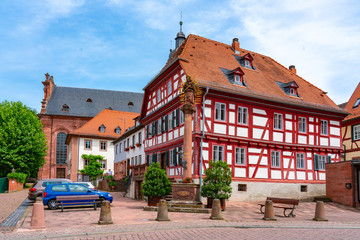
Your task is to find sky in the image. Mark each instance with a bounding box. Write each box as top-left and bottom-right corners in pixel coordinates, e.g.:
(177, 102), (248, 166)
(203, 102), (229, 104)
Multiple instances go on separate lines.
(1, 0), (360, 113)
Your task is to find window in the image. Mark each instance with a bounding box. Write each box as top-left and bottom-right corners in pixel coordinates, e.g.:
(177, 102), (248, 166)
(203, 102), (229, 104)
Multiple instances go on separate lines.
(245, 60), (250, 67)
(86, 98), (92, 102)
(131, 157), (134, 166)
(100, 141), (107, 151)
(123, 141), (126, 151)
(353, 98), (360, 108)
(139, 155), (142, 165)
(170, 149), (174, 166)
(69, 184), (88, 193)
(85, 140), (92, 150)
(296, 153), (305, 169)
(84, 159), (90, 166)
(235, 148), (246, 165)
(234, 75), (241, 83)
(135, 156), (137, 165)
(238, 107), (248, 125)
(289, 88), (296, 96)
(115, 126), (121, 135)
(168, 80), (172, 95)
(318, 155), (326, 170)
(62, 104), (69, 112)
(128, 102), (134, 106)
(168, 112), (173, 130)
(274, 113), (283, 130)
(301, 185), (308, 192)
(132, 135), (135, 146)
(158, 120), (162, 135)
(51, 185), (68, 192)
(180, 110), (185, 124)
(271, 151), (280, 167)
(238, 184), (247, 192)
(157, 89), (161, 102)
(321, 120), (328, 135)
(119, 143), (122, 153)
(299, 117), (306, 133)
(138, 132), (142, 144)
(215, 103), (226, 121)
(353, 125), (360, 140)
(127, 139), (129, 148)
(100, 160), (106, 169)
(99, 124), (106, 133)
(56, 132), (67, 164)
(213, 145), (224, 162)
(115, 144), (118, 154)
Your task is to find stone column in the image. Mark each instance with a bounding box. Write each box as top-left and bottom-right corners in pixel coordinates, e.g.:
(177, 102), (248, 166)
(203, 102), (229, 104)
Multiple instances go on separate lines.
(183, 108), (194, 179)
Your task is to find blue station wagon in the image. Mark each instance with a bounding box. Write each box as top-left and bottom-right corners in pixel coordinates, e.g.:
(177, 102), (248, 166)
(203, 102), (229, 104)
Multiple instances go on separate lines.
(43, 183), (113, 210)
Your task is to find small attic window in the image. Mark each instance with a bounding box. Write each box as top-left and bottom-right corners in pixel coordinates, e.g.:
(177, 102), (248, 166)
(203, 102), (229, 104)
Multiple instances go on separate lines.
(234, 74), (242, 83)
(128, 102), (134, 106)
(99, 124), (106, 133)
(233, 53), (256, 70)
(62, 104), (69, 112)
(245, 60), (251, 67)
(353, 98), (360, 109)
(107, 107), (113, 110)
(276, 81), (300, 97)
(115, 126), (121, 135)
(86, 98), (92, 102)
(221, 67), (247, 87)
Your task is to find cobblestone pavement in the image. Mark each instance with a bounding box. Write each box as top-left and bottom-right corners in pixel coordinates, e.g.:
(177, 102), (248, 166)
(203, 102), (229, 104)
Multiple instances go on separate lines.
(0, 189), (28, 224)
(1, 192), (360, 239)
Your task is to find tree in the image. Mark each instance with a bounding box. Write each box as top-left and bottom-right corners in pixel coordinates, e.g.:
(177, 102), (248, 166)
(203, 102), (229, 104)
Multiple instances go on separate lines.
(79, 154), (104, 182)
(142, 162), (172, 198)
(0, 101), (47, 178)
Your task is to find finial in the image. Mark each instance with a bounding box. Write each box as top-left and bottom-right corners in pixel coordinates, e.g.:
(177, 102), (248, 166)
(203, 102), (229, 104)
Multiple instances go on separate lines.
(45, 73), (50, 80)
(180, 11), (183, 31)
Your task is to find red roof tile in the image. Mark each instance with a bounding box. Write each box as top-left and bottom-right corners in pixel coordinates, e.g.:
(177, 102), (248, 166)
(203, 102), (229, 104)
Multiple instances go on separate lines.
(343, 82), (360, 121)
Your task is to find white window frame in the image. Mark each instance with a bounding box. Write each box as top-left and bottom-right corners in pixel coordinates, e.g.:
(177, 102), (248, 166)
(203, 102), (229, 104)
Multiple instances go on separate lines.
(168, 112), (173, 130)
(157, 89), (161, 102)
(296, 153), (305, 169)
(167, 80), (172, 96)
(215, 102), (226, 121)
(245, 60), (250, 67)
(274, 113), (283, 130)
(299, 117), (306, 133)
(119, 143), (122, 153)
(238, 106), (248, 125)
(213, 145), (224, 162)
(139, 155), (142, 165)
(318, 155), (326, 170)
(180, 110), (185, 124)
(235, 147), (246, 165)
(135, 156), (137, 165)
(321, 120), (328, 135)
(354, 125), (360, 140)
(234, 75), (241, 83)
(271, 151), (280, 167)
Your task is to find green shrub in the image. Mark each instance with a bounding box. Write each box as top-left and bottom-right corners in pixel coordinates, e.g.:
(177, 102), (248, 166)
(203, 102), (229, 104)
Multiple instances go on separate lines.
(109, 181), (116, 187)
(106, 175), (114, 181)
(201, 160), (232, 199)
(141, 162), (171, 198)
(7, 172), (27, 184)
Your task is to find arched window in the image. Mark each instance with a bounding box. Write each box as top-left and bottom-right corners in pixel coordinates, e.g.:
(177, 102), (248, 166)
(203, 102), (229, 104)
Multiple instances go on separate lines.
(62, 104), (69, 112)
(128, 102), (134, 106)
(56, 132), (67, 164)
(99, 124), (106, 133)
(86, 98), (92, 102)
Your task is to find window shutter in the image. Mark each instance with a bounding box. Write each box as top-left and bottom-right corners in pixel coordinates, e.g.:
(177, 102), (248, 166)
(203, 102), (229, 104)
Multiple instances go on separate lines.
(154, 120), (158, 136)
(351, 125), (354, 141)
(146, 125), (149, 139)
(327, 155), (331, 164)
(173, 149), (177, 166)
(313, 154), (319, 171)
(165, 150), (169, 167)
(160, 118), (164, 133)
(178, 146), (182, 165)
(146, 155), (150, 165)
(165, 115), (168, 131)
(176, 109), (180, 127)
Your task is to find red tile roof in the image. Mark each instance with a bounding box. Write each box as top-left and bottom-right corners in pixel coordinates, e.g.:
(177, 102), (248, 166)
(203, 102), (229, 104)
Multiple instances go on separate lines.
(68, 109), (139, 139)
(343, 82), (360, 121)
(167, 34), (346, 115)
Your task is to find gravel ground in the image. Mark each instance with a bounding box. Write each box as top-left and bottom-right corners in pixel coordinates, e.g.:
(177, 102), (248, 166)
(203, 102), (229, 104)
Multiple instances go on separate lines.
(0, 189), (28, 224)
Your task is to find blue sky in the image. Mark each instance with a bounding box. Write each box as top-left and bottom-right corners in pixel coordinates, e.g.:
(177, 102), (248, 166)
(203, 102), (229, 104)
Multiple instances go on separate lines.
(1, 0), (360, 113)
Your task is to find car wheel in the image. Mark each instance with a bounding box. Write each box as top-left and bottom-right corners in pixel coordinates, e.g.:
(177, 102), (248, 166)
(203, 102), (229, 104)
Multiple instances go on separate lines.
(47, 199), (58, 210)
(97, 197), (106, 207)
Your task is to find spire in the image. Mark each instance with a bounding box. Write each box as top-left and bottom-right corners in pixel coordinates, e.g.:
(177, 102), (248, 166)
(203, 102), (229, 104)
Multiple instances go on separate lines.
(175, 12), (186, 49)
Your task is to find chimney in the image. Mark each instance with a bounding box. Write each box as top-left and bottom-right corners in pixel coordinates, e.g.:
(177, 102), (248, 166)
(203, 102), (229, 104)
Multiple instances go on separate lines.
(232, 38), (240, 54)
(289, 65), (296, 74)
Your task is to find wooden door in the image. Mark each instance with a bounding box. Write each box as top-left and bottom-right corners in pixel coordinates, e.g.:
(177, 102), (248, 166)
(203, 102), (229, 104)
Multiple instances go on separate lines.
(56, 168), (65, 178)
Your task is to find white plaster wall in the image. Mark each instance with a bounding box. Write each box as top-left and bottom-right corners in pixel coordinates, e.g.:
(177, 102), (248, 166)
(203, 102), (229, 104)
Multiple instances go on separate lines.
(229, 182), (326, 201)
(273, 132), (283, 142)
(253, 116), (267, 127)
(237, 127), (248, 137)
(214, 123), (227, 134)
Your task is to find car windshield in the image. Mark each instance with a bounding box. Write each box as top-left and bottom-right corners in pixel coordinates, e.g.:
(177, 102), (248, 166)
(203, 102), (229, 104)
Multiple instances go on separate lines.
(42, 181), (62, 187)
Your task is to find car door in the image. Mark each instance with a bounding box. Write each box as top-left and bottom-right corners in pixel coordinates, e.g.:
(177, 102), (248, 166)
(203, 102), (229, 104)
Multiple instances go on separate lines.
(68, 184), (90, 196)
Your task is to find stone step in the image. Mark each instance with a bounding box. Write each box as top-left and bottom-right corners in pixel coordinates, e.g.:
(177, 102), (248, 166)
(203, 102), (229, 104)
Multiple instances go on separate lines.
(168, 204), (204, 209)
(143, 206), (211, 213)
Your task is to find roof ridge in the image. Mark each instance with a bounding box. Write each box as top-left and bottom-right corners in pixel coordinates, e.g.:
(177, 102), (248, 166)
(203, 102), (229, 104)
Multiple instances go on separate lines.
(54, 86), (143, 94)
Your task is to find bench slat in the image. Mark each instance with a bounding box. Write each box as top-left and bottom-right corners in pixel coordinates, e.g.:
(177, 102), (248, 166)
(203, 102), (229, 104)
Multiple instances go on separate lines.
(56, 195), (99, 201)
(267, 197), (299, 205)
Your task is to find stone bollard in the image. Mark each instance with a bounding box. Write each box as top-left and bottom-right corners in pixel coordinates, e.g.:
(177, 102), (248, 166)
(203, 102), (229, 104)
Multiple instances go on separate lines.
(156, 199), (170, 221)
(263, 200), (276, 221)
(210, 199), (223, 220)
(30, 200), (45, 229)
(313, 201), (328, 221)
(98, 200), (113, 225)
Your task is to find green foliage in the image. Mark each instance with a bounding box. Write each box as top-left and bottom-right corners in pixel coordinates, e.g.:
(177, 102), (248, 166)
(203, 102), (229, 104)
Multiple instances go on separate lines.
(201, 160), (232, 199)
(109, 181), (116, 187)
(78, 154), (104, 181)
(7, 172), (27, 184)
(105, 175), (114, 181)
(0, 101), (47, 178)
(141, 162), (172, 198)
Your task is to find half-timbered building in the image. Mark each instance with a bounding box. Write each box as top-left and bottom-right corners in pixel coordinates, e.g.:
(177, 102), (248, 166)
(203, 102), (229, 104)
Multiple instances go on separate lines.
(140, 33), (348, 201)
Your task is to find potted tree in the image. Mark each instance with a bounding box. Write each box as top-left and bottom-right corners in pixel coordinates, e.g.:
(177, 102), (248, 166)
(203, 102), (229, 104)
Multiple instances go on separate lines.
(141, 162), (172, 206)
(201, 159), (232, 210)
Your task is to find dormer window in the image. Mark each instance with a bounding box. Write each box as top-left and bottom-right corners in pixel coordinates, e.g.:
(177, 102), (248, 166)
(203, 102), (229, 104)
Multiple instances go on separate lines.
(221, 67), (247, 87)
(353, 98), (360, 109)
(62, 104), (69, 112)
(99, 124), (106, 133)
(233, 53), (255, 70)
(86, 98), (92, 102)
(128, 102), (134, 106)
(115, 126), (121, 135)
(276, 81), (300, 97)
(245, 60), (250, 67)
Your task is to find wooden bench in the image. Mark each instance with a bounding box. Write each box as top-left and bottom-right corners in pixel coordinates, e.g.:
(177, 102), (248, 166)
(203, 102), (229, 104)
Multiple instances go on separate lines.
(258, 197), (299, 217)
(56, 195), (100, 212)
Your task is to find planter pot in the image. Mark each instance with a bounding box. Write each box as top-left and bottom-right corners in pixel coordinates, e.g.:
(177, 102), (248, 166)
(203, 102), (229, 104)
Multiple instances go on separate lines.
(147, 196), (163, 206)
(207, 197), (226, 211)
